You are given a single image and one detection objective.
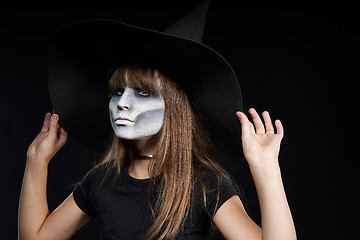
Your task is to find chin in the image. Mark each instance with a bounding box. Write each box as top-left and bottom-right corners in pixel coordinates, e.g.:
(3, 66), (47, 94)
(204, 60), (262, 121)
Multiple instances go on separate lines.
(114, 131), (160, 140)
(115, 132), (135, 140)
(114, 131), (146, 140)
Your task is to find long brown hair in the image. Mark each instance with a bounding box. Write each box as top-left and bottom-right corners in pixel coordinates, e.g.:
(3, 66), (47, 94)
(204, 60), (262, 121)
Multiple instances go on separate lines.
(98, 65), (235, 239)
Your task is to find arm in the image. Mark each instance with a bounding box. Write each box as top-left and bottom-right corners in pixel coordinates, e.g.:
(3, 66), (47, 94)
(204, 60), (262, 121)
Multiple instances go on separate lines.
(214, 108), (296, 240)
(18, 113), (92, 240)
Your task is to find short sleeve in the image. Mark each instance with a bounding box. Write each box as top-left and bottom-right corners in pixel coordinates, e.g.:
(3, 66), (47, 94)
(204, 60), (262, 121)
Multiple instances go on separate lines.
(72, 166), (99, 216)
(201, 170), (240, 219)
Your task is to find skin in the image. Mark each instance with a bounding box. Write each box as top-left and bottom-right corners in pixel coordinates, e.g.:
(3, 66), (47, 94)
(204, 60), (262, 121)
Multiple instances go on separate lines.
(109, 87), (165, 140)
(213, 109), (296, 240)
(18, 108), (296, 240)
(108, 85), (165, 179)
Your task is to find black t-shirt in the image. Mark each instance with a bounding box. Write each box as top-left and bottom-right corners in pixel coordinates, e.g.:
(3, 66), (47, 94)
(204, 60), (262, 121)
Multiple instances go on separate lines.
(73, 165), (240, 239)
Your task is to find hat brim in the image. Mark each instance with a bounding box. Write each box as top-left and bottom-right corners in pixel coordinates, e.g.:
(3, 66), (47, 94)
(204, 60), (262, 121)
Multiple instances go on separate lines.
(48, 19), (243, 173)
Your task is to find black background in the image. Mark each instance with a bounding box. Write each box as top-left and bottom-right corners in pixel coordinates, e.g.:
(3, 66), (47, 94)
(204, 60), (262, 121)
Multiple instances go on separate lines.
(1, 1), (357, 239)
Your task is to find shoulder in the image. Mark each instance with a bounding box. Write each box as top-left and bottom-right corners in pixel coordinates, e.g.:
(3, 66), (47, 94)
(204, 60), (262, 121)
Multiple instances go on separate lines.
(194, 166), (238, 193)
(73, 164), (112, 196)
(193, 166), (240, 218)
(72, 165), (104, 216)
(76, 165), (102, 185)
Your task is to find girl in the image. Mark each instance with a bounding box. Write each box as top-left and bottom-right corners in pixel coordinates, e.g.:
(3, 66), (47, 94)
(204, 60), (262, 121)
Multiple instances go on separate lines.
(19, 65), (296, 239)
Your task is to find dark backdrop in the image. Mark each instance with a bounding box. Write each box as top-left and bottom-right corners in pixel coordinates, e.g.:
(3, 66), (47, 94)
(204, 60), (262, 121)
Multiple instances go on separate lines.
(1, 1), (357, 239)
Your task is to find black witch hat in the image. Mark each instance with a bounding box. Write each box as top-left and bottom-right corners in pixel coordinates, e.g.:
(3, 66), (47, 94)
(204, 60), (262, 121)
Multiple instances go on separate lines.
(48, 0), (244, 174)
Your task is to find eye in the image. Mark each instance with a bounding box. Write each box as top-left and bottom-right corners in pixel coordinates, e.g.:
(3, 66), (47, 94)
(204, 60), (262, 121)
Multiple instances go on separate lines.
(114, 89), (124, 96)
(136, 89), (150, 97)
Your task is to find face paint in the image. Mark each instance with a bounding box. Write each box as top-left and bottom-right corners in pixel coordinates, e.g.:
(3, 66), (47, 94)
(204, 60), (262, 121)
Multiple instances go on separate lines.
(109, 86), (165, 140)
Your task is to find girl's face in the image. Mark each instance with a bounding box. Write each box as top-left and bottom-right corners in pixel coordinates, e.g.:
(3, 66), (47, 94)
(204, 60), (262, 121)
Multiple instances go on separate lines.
(109, 86), (165, 140)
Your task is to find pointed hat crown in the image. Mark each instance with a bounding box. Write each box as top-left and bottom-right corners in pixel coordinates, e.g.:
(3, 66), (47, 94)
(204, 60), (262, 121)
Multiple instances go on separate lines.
(164, 0), (210, 43)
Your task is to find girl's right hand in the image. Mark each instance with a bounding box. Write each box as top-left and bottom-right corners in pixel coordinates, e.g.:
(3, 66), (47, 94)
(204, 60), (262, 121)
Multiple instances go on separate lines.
(27, 112), (68, 165)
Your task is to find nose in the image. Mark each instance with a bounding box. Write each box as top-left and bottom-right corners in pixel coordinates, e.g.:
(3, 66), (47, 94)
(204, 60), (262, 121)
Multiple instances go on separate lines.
(118, 104), (129, 110)
(117, 88), (132, 110)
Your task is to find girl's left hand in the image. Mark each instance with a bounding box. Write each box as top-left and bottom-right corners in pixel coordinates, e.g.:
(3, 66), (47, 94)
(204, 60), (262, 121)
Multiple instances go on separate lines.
(236, 108), (284, 168)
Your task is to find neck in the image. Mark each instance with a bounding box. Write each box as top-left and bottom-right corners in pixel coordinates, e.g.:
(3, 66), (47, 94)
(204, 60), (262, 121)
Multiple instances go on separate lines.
(131, 136), (157, 156)
(128, 136), (157, 179)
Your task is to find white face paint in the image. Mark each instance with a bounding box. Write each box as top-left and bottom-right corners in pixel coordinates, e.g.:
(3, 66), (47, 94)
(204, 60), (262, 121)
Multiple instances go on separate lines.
(109, 85), (165, 140)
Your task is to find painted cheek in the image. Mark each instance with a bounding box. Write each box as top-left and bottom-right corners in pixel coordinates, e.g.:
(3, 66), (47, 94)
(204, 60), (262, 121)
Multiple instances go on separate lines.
(131, 108), (165, 138)
(135, 99), (164, 115)
(109, 97), (118, 115)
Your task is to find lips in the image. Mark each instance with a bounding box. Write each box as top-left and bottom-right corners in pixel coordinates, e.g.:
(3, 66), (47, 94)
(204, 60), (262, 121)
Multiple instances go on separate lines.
(115, 117), (134, 122)
(114, 117), (134, 125)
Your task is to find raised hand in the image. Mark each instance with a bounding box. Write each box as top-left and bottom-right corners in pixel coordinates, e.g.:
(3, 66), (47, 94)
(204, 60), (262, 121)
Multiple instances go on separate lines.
(27, 112), (68, 165)
(235, 109), (297, 240)
(236, 108), (284, 168)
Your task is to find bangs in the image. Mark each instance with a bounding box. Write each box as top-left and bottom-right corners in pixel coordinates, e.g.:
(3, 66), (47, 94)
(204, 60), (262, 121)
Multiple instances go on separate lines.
(107, 65), (161, 99)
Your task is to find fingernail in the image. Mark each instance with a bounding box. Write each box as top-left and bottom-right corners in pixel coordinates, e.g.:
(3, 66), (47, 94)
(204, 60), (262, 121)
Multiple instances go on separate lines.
(51, 114), (58, 120)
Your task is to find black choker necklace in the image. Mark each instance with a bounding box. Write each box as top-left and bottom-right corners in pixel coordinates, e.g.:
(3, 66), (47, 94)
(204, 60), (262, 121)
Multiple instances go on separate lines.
(134, 155), (154, 159)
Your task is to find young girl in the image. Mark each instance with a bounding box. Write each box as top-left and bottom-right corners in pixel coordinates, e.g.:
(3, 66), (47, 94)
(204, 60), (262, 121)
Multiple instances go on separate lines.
(19, 65), (296, 239)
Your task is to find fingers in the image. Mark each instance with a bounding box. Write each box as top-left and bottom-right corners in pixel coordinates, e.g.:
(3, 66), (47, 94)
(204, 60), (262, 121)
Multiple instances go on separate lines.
(48, 113), (60, 141)
(237, 108), (283, 136)
(236, 111), (255, 136)
(58, 126), (68, 144)
(262, 111), (274, 134)
(275, 119), (284, 138)
(40, 112), (67, 144)
(248, 108), (265, 134)
(41, 112), (51, 132)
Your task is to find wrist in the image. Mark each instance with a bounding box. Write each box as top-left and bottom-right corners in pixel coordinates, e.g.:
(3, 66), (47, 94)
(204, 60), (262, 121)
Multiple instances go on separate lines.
(247, 157), (280, 170)
(248, 159), (281, 181)
(26, 156), (50, 169)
